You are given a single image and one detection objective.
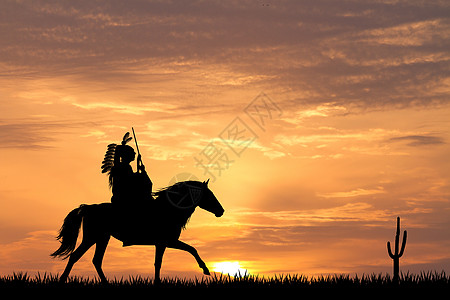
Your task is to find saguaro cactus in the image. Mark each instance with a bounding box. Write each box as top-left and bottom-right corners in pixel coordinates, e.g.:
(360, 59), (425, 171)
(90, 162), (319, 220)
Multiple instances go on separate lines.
(387, 216), (407, 282)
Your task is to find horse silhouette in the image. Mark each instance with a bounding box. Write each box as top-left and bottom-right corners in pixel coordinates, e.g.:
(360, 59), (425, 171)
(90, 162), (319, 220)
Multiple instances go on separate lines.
(51, 180), (224, 283)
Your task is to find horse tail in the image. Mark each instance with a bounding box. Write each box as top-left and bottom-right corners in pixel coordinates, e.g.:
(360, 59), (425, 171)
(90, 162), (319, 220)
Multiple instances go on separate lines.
(50, 204), (87, 259)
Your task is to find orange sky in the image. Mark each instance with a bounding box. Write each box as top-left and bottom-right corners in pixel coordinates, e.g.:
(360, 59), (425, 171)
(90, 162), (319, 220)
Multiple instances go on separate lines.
(1, 0), (449, 279)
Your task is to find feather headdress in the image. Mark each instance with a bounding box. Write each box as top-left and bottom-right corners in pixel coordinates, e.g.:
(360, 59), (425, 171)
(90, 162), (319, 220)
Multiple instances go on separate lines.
(101, 132), (133, 187)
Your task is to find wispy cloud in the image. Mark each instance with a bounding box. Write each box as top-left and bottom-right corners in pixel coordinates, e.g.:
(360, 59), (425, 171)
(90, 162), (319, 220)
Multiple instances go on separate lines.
(70, 101), (177, 115)
(318, 187), (386, 199)
(389, 135), (445, 146)
(360, 19), (449, 46)
(0, 121), (96, 149)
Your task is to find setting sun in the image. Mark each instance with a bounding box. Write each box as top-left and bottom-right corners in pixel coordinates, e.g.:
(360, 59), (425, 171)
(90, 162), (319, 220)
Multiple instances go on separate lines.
(212, 262), (248, 276)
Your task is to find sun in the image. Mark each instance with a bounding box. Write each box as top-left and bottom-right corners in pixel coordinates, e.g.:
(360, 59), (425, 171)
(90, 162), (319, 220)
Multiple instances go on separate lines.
(212, 261), (248, 276)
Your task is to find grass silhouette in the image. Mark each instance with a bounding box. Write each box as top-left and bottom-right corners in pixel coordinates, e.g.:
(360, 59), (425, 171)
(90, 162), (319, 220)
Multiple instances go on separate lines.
(1, 271), (449, 289)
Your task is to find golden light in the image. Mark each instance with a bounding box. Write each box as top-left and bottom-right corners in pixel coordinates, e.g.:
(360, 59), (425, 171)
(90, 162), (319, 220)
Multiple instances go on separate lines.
(212, 261), (248, 276)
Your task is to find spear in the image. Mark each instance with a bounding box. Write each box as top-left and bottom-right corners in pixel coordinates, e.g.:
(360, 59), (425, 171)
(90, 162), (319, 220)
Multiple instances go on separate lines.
(132, 127), (143, 172)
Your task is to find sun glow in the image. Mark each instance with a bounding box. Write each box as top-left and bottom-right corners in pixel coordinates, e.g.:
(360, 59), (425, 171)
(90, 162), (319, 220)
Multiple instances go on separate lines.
(212, 261), (248, 276)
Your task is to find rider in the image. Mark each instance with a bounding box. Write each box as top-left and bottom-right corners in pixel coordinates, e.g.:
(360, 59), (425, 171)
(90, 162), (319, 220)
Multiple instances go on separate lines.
(111, 143), (152, 206)
(101, 132), (153, 222)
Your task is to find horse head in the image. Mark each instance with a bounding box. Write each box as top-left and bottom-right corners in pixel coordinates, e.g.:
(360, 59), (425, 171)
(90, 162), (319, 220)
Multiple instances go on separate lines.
(157, 180), (224, 217)
(198, 179), (224, 217)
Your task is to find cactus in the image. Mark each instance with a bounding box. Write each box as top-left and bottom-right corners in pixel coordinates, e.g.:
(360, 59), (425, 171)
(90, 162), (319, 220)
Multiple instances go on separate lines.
(387, 216), (407, 282)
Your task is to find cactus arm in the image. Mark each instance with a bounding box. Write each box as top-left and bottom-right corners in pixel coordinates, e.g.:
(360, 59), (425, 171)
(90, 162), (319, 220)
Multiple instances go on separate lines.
(398, 230), (407, 257)
(387, 241), (395, 258)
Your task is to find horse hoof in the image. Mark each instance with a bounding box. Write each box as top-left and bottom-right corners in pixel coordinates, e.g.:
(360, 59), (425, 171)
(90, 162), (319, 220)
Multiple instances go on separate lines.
(203, 267), (210, 275)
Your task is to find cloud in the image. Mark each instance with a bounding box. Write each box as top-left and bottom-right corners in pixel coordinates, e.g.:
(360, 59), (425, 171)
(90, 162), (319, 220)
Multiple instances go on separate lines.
(318, 187), (386, 199)
(80, 130), (106, 138)
(274, 128), (390, 147)
(1, 0), (449, 110)
(70, 100), (178, 115)
(233, 202), (392, 226)
(0, 230), (66, 274)
(281, 103), (348, 125)
(389, 135), (445, 146)
(0, 120), (100, 149)
(360, 19), (449, 46)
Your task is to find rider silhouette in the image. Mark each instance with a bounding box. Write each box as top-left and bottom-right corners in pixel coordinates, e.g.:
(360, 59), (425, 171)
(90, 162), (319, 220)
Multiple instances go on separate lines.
(101, 132), (153, 242)
(111, 144), (152, 205)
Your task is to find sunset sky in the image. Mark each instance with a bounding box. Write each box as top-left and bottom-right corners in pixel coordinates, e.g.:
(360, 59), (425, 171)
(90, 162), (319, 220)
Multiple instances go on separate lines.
(1, 0), (449, 279)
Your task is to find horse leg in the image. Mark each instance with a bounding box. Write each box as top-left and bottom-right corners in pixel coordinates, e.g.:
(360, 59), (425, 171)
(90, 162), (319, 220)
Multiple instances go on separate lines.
(154, 244), (166, 284)
(59, 240), (94, 283)
(167, 240), (210, 275)
(92, 235), (110, 284)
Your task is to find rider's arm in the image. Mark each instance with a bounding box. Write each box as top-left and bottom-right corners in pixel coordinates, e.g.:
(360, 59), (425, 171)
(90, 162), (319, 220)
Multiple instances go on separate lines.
(137, 154), (146, 173)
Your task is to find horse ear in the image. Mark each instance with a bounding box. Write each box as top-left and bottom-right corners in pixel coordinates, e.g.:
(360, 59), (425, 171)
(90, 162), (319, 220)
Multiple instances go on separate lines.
(204, 178), (210, 186)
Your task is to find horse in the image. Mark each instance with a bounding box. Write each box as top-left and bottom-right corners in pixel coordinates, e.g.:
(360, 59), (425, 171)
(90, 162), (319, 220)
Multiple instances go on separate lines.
(51, 180), (224, 283)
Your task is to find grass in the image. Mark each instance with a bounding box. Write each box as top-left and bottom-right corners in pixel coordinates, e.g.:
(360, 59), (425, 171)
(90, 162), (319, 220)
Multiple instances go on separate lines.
(1, 271), (449, 289)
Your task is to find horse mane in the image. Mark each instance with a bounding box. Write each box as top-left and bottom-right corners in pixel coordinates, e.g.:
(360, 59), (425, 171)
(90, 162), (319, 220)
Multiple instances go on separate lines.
(152, 181), (180, 198)
(152, 180), (203, 229)
(152, 180), (202, 198)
